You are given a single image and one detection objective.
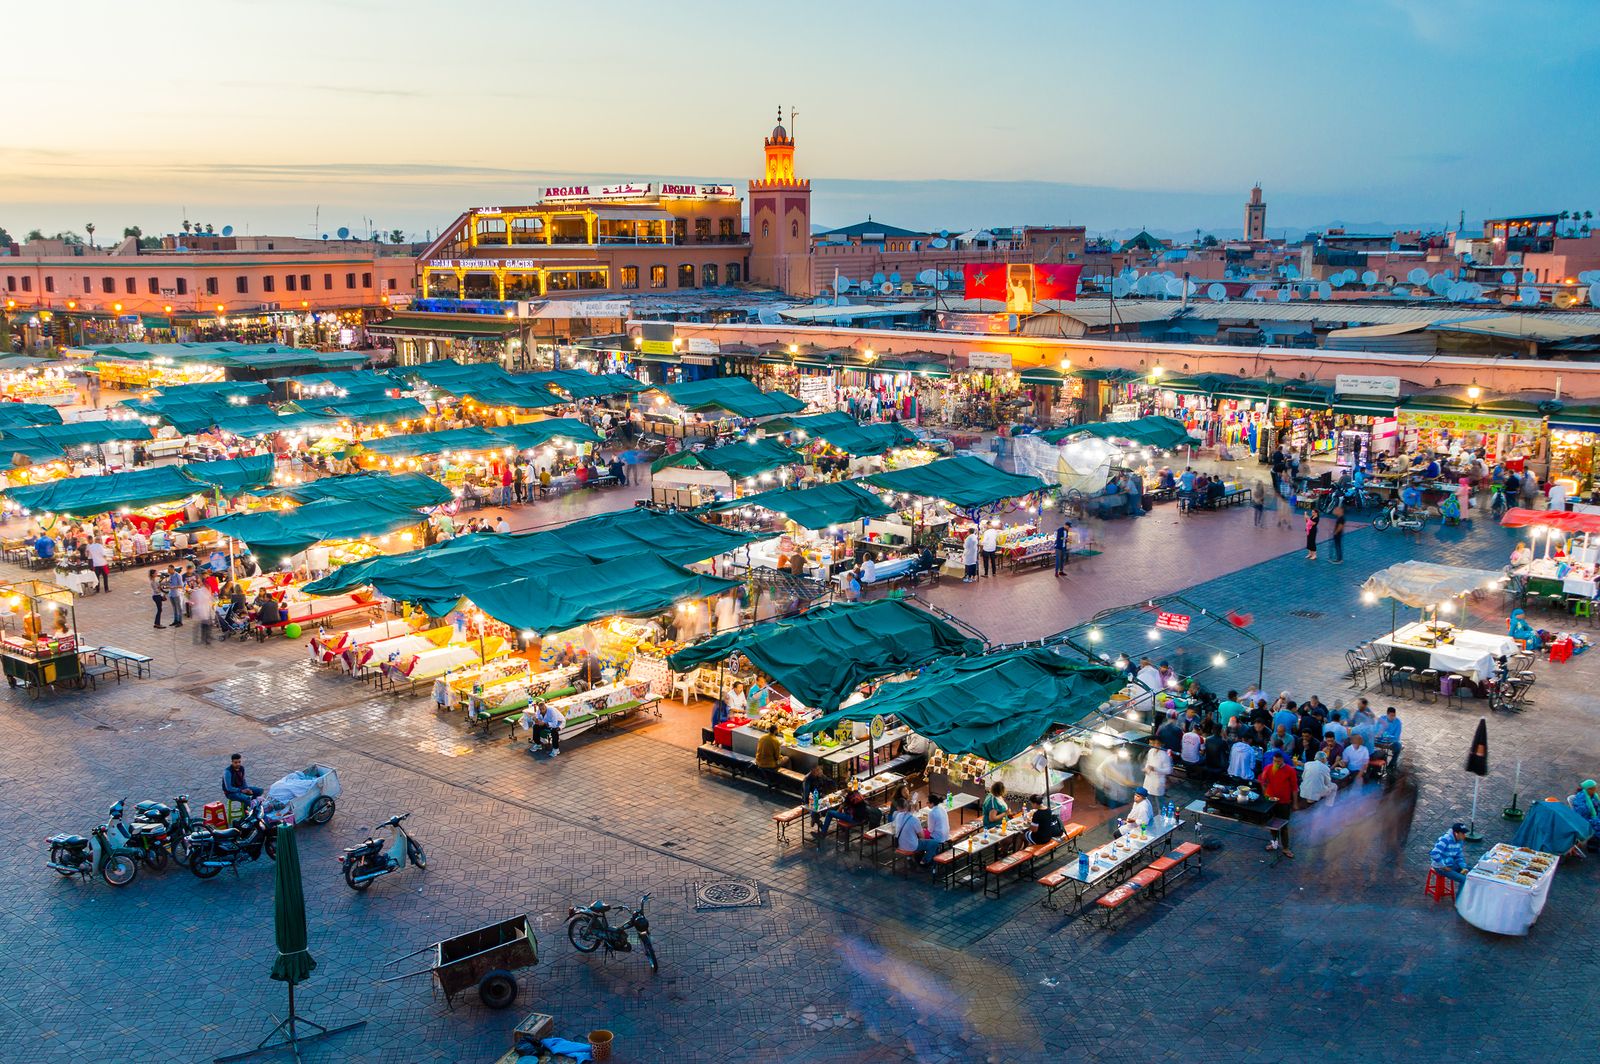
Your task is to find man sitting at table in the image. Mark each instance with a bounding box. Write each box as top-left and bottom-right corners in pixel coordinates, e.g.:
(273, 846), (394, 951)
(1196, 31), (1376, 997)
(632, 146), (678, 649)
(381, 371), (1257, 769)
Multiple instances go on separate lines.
(1300, 751), (1338, 805)
(1341, 734), (1372, 780)
(1027, 794), (1064, 846)
(802, 764), (834, 813)
(1118, 787), (1154, 836)
(813, 786), (869, 846)
(1429, 822), (1471, 886)
(918, 791), (951, 869)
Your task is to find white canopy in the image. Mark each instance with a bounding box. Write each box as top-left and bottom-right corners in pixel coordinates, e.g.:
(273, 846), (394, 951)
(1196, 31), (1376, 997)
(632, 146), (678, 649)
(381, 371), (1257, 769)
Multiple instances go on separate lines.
(1360, 561), (1504, 608)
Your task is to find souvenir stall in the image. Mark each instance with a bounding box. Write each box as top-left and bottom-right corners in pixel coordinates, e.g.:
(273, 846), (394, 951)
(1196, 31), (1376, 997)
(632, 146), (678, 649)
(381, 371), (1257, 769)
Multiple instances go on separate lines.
(864, 455), (1051, 578)
(0, 579), (83, 690)
(705, 481), (893, 583)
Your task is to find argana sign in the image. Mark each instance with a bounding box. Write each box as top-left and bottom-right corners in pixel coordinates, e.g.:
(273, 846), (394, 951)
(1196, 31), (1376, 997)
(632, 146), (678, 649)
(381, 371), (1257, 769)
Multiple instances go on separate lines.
(541, 181), (737, 204)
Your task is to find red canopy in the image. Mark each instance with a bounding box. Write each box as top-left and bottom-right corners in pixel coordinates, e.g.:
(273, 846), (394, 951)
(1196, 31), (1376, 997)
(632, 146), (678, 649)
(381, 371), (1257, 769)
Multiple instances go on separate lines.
(1500, 507), (1600, 533)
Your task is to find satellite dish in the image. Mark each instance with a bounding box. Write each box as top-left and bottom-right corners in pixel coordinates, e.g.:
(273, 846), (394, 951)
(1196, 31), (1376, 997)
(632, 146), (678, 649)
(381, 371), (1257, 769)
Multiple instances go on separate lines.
(1277, 288), (1292, 301)
(1317, 281), (1333, 300)
(1408, 267), (1429, 285)
(336, 226), (350, 240)
(1428, 275), (1450, 295)
(1163, 277), (1184, 297)
(916, 269), (937, 284)
(1284, 264), (1300, 280)
(834, 276), (853, 292)
(1329, 273), (1345, 289)
(812, 296), (829, 305)
(939, 230), (950, 238)
(836, 295), (852, 307)
(930, 237), (948, 249)
(1589, 282), (1600, 308)
(1361, 270), (1377, 285)
(880, 281), (894, 295)
(221, 225), (234, 237)
(871, 272), (886, 285)
(935, 278), (950, 290)
(1446, 282), (1468, 301)
(1523, 270), (1537, 283)
(888, 272), (901, 284)
(1519, 286), (1541, 305)
(1578, 270), (1596, 284)
(1111, 278), (1131, 298)
(1501, 271), (1516, 284)
(1207, 283), (1227, 301)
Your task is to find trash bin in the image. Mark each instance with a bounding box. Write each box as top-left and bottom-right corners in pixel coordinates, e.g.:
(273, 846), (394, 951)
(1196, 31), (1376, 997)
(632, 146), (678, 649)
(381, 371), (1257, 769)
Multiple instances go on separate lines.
(589, 1029), (614, 1061)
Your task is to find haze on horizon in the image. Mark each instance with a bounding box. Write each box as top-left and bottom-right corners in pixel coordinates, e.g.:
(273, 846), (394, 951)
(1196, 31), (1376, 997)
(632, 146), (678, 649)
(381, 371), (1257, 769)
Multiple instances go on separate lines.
(6, 0), (1597, 241)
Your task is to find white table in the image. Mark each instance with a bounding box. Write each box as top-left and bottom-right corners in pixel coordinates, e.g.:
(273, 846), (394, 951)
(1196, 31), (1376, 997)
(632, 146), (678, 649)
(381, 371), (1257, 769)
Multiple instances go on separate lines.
(1516, 558), (1599, 598)
(1049, 816), (1181, 910)
(1455, 843), (1558, 935)
(1374, 622), (1516, 682)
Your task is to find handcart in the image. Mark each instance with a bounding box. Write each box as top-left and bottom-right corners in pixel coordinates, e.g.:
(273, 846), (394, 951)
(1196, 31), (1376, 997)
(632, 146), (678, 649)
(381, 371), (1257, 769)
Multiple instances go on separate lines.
(380, 913), (540, 1010)
(263, 764), (340, 826)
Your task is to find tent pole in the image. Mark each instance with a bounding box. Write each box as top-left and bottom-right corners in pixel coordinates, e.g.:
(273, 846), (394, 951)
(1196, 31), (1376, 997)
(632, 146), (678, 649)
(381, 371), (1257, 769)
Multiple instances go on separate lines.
(1257, 643), (1265, 689)
(1467, 775), (1483, 842)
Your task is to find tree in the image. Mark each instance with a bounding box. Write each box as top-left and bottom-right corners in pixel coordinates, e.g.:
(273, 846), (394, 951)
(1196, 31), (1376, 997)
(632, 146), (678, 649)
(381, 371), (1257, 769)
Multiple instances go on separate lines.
(84, 222), (96, 247)
(52, 231), (84, 246)
(389, 228), (406, 244)
(1202, 234), (1219, 248)
(181, 219), (192, 234)
(204, 223), (214, 234)
(0, 226), (11, 245)
(25, 229), (43, 241)
(123, 225), (143, 239)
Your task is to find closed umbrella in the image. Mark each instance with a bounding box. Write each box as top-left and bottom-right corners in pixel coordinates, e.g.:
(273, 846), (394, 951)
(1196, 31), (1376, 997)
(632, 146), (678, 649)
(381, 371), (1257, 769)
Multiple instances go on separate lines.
(1464, 718), (1489, 842)
(215, 824), (363, 1064)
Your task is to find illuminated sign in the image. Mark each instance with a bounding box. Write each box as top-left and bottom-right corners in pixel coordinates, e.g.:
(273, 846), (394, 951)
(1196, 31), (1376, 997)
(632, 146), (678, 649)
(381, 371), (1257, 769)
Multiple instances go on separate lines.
(967, 351), (1013, 371)
(1155, 611), (1191, 633)
(427, 259), (544, 271)
(659, 183), (737, 200)
(542, 182), (652, 203)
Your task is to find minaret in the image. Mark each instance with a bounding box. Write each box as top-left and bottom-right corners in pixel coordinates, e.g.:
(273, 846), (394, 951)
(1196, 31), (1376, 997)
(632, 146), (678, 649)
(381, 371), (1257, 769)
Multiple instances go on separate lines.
(748, 107), (813, 297)
(1245, 184), (1267, 243)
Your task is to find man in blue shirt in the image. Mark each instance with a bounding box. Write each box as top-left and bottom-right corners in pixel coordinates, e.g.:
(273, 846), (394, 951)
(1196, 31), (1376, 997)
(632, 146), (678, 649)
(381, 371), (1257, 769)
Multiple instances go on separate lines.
(1569, 780), (1600, 841)
(33, 532), (56, 561)
(1430, 822), (1470, 885)
(1271, 697), (1299, 736)
(1375, 707), (1402, 757)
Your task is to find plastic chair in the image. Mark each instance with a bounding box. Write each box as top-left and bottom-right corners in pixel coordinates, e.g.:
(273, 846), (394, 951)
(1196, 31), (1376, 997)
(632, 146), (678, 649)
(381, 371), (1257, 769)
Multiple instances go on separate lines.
(670, 668), (702, 706)
(1423, 868), (1457, 902)
(1572, 598), (1593, 625)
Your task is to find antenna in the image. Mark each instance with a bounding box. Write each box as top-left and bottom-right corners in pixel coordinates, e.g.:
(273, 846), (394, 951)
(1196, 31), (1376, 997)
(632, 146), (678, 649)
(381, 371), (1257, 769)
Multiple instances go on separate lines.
(789, 105), (797, 141)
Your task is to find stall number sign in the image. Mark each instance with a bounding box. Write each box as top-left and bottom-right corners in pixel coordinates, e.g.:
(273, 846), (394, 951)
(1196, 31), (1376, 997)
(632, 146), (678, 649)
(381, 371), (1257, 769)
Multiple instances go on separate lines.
(870, 715), (887, 740)
(1155, 611), (1191, 633)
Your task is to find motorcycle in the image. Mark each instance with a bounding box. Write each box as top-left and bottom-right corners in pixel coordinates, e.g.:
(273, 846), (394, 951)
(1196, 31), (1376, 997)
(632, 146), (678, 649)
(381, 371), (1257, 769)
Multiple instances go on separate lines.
(566, 893), (657, 972)
(46, 823), (142, 887)
(108, 798), (183, 872)
(1372, 499), (1424, 533)
(128, 795), (201, 867)
(186, 801), (278, 879)
(337, 813), (426, 891)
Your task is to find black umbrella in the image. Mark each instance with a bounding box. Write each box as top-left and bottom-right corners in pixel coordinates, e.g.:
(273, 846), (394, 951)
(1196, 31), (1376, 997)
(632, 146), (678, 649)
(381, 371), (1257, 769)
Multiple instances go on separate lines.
(1464, 718), (1488, 841)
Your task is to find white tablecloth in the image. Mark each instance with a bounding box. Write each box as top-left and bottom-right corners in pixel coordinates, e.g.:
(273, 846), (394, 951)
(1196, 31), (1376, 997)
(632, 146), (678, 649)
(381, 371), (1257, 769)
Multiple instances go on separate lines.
(1516, 558), (1599, 598)
(1455, 846), (1558, 935)
(1375, 622), (1516, 681)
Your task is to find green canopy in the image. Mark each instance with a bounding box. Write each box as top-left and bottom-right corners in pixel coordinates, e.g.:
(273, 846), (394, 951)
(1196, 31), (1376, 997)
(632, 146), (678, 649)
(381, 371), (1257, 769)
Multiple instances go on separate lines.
(864, 454), (1048, 509)
(357, 426), (503, 459)
(404, 361), (563, 410)
(464, 553), (740, 635)
(119, 397), (226, 435)
(759, 411), (856, 436)
(6, 465), (205, 516)
(704, 481), (891, 529)
(213, 407), (340, 438)
(1036, 415), (1197, 448)
(526, 370), (647, 400)
(280, 369), (400, 399)
(191, 497), (427, 558)
(269, 824), (315, 984)
(0, 403), (64, 430)
(811, 421), (921, 457)
(265, 471), (452, 509)
(2, 420), (154, 459)
(652, 437), (803, 480)
(152, 380), (272, 402)
(655, 377), (806, 418)
(796, 647), (1127, 762)
(667, 599), (982, 710)
(315, 396), (429, 425)
(492, 418), (603, 451)
(182, 454), (278, 496)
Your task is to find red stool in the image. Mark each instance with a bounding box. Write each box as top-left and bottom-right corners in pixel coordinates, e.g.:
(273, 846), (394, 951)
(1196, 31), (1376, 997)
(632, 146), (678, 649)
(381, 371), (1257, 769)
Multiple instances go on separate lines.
(1424, 868), (1457, 902)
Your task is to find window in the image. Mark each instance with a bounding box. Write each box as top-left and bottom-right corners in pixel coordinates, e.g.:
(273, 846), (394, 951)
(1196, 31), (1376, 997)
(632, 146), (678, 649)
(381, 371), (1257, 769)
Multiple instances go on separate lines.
(719, 218), (734, 239)
(300, 273), (311, 291)
(673, 219), (687, 243)
(101, 277), (115, 294)
(649, 265), (666, 289)
(205, 276), (218, 296)
(386, 277), (397, 290)
(726, 263), (741, 284)
(147, 278), (159, 295)
(677, 264), (696, 288)
(263, 275), (276, 293)
(4, 276), (13, 291)
(44, 276), (54, 293)
(323, 273), (333, 290)
(175, 278), (187, 295)
(702, 264), (718, 287)
(19, 276), (30, 292)
(125, 277), (136, 295)
(620, 266), (639, 290)
(361, 272), (371, 288)
(792, 221), (799, 238)
(345, 273), (356, 289)
(286, 274), (297, 292)
(694, 218), (711, 242)
(82, 276), (91, 293)
(235, 276), (249, 294)
(761, 221), (769, 238)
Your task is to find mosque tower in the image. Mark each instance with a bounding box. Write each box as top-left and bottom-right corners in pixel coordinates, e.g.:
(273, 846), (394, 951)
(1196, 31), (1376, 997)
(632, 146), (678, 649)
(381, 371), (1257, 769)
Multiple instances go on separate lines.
(748, 108), (813, 297)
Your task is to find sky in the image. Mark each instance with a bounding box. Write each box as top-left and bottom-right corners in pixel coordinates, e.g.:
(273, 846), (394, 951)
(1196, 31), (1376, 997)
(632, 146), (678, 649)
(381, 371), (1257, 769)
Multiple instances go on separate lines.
(5, 0), (1598, 241)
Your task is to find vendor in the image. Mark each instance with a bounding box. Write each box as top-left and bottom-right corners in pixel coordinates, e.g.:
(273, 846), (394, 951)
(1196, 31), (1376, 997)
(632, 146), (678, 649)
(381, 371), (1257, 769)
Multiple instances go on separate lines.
(1570, 780), (1600, 844)
(1510, 541), (1532, 567)
(1118, 786), (1154, 836)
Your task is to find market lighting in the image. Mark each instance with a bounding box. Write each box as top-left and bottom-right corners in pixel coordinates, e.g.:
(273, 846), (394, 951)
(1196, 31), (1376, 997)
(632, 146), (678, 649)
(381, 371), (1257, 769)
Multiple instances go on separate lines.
(1440, 600), (1454, 614)
(1361, 590), (1377, 604)
(1087, 628), (1102, 643)
(1147, 628), (1159, 641)
(1467, 385), (1482, 400)
(1212, 653), (1227, 667)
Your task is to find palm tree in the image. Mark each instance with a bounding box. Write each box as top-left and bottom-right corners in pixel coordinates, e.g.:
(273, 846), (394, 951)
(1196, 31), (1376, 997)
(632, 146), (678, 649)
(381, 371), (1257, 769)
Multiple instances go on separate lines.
(123, 225), (142, 239)
(84, 222), (95, 248)
(204, 223), (214, 234)
(389, 228), (406, 244)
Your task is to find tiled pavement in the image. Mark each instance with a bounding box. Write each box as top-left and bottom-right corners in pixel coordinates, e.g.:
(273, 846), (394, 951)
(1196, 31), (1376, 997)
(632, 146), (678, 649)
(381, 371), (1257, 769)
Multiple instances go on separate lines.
(2, 493), (1599, 1063)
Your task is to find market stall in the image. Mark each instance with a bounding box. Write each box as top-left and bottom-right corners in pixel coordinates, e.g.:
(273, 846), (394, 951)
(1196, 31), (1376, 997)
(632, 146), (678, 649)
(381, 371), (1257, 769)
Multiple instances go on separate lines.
(650, 437), (803, 505)
(0, 579), (82, 691)
(1361, 561), (1512, 682)
(1455, 842), (1559, 936)
(863, 455), (1050, 576)
(704, 481), (893, 581)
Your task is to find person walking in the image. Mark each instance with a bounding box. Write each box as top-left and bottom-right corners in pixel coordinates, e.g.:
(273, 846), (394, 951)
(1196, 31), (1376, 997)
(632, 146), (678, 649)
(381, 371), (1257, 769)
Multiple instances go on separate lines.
(962, 529), (979, 583)
(164, 567), (185, 628)
(1252, 481), (1266, 527)
(189, 579), (215, 645)
(1330, 505), (1346, 563)
(980, 522), (999, 578)
(148, 568), (167, 628)
(1304, 507), (1320, 561)
(1053, 523), (1070, 576)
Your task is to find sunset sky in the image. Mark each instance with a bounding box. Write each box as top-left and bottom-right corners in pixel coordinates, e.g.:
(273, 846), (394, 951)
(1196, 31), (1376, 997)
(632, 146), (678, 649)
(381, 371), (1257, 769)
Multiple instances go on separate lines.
(6, 0), (1596, 239)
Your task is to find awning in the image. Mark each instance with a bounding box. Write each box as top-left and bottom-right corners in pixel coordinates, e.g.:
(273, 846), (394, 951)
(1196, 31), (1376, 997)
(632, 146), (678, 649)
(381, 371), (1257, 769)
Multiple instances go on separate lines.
(190, 497), (428, 559)
(592, 207), (674, 222)
(5, 465), (204, 516)
(2, 420), (155, 460)
(492, 419), (603, 451)
(314, 396), (430, 426)
(368, 315), (520, 338)
(525, 370), (647, 400)
(1037, 415), (1196, 449)
(1331, 396), (1400, 417)
(213, 408), (341, 438)
(1500, 508), (1600, 535)
(462, 553), (740, 635)
(796, 647), (1128, 762)
(761, 411), (857, 436)
(666, 600), (983, 711)
(1360, 561), (1505, 608)
(0, 403), (64, 430)
(864, 454), (1049, 509)
(181, 454), (278, 496)
(654, 378), (805, 419)
(703, 481), (892, 529)
(403, 362), (563, 409)
(811, 421), (922, 457)
(263, 471), (453, 509)
(357, 426), (505, 459)
(652, 437), (803, 480)
(281, 370), (401, 399)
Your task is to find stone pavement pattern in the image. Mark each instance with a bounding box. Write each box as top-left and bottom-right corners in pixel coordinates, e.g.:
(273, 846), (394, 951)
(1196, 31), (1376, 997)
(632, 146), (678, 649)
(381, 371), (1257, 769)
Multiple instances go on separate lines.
(1, 494), (1597, 1063)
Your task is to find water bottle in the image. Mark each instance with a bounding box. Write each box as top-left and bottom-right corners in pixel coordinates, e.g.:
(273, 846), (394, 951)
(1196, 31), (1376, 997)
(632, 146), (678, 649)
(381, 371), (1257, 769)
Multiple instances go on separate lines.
(1079, 851), (1089, 877)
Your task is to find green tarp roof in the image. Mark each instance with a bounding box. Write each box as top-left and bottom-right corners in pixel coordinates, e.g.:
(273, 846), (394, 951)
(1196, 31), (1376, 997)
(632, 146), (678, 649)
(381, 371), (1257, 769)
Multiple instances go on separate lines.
(2, 420), (154, 460)
(313, 396), (429, 425)
(262, 471), (453, 509)
(797, 647), (1128, 762)
(655, 377), (806, 419)
(279, 370), (400, 398)
(0, 403), (64, 430)
(705, 481), (892, 529)
(667, 599), (982, 710)
(212, 408), (340, 438)
(811, 421), (921, 456)
(652, 437), (803, 480)
(4, 457), (272, 516)
(401, 361), (563, 410)
(304, 508), (756, 614)
(81, 342), (365, 371)
(191, 497), (428, 559)
(493, 419), (603, 451)
(1037, 415), (1197, 448)
(527, 370), (647, 400)
(762, 411), (857, 436)
(461, 553), (740, 635)
(119, 397), (226, 435)
(864, 454), (1048, 509)
(356, 426), (504, 459)
(152, 380), (272, 402)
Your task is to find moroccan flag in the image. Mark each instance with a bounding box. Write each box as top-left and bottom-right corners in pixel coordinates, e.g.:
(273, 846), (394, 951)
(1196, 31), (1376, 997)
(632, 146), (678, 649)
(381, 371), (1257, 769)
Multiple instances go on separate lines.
(963, 263), (1007, 302)
(1034, 263), (1083, 302)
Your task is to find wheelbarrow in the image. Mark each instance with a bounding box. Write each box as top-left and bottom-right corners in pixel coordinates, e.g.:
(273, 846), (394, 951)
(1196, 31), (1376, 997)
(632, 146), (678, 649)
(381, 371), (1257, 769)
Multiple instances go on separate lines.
(380, 913), (540, 1010)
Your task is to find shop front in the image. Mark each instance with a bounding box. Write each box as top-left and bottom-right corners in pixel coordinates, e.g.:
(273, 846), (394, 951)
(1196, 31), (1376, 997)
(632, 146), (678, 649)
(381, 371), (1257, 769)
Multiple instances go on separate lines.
(1547, 405), (1600, 496)
(1396, 404), (1544, 467)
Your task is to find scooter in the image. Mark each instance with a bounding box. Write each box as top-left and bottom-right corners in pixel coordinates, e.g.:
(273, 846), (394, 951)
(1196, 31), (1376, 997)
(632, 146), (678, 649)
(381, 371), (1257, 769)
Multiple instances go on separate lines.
(108, 798), (177, 872)
(128, 795), (200, 867)
(1372, 499), (1424, 533)
(566, 892), (657, 972)
(337, 813), (426, 891)
(186, 801), (278, 879)
(45, 823), (142, 887)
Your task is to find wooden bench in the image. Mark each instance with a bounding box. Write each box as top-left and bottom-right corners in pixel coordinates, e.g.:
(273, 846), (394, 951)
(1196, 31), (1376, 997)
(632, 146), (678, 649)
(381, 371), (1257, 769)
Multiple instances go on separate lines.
(696, 727), (760, 780)
(983, 837), (1063, 897)
(81, 662), (118, 690)
(773, 806), (806, 846)
(95, 646), (153, 679)
(1094, 867), (1164, 927)
(1145, 840), (1203, 893)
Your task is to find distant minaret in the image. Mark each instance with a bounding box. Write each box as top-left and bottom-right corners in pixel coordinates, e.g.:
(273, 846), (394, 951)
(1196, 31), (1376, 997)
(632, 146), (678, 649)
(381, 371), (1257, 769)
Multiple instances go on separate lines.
(1245, 184), (1267, 243)
(749, 107), (813, 297)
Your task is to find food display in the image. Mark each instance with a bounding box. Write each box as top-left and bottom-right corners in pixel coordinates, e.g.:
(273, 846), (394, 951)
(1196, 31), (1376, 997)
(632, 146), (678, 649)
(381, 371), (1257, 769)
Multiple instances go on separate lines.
(1470, 843), (1557, 889)
(1, 369), (78, 406)
(1208, 783), (1261, 803)
(926, 747), (993, 784)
